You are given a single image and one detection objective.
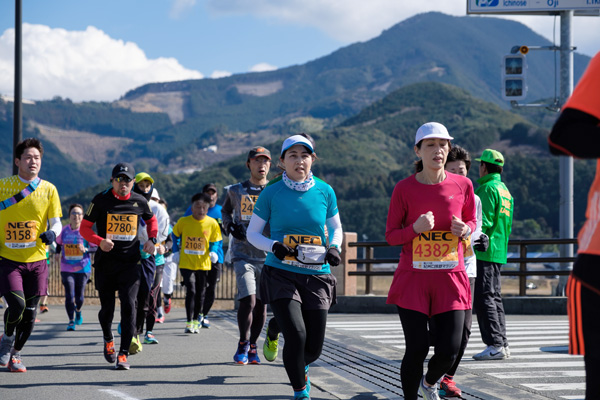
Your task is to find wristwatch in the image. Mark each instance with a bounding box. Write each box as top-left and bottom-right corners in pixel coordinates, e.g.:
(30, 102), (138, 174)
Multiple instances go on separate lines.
(150, 237), (158, 245)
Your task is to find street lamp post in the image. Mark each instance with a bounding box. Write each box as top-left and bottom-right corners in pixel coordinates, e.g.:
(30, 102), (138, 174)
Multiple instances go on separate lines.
(13, 0), (22, 175)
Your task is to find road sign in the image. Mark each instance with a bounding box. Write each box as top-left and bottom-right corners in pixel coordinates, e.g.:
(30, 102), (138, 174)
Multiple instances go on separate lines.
(467, 0), (600, 15)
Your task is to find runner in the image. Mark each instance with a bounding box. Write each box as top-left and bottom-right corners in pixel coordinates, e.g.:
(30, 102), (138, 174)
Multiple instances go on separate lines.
(55, 203), (97, 331)
(130, 173), (170, 350)
(549, 51), (600, 400)
(247, 134), (343, 400)
(172, 192), (222, 333)
(80, 162), (157, 370)
(0, 138), (62, 372)
(222, 146), (273, 364)
(431, 145), (489, 397)
(158, 199), (176, 316)
(385, 123), (476, 400)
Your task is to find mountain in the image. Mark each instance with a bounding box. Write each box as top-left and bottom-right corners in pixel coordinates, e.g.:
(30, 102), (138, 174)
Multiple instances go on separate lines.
(64, 82), (594, 241)
(0, 12), (591, 197)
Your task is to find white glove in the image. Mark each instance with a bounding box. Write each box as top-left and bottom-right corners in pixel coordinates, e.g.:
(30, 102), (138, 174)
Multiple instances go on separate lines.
(209, 251), (218, 264)
(172, 252), (180, 265)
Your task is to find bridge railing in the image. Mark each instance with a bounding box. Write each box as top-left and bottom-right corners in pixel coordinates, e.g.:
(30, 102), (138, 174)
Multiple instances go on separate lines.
(333, 234), (577, 296)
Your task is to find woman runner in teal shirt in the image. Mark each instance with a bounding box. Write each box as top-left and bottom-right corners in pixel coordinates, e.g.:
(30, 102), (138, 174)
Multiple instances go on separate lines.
(247, 134), (343, 400)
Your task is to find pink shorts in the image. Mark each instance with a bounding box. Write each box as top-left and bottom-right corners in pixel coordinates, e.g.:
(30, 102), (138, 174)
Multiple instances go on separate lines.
(386, 269), (471, 317)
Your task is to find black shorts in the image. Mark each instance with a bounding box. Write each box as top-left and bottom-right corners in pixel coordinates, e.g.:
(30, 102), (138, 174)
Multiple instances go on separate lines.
(94, 255), (140, 293)
(260, 265), (336, 310)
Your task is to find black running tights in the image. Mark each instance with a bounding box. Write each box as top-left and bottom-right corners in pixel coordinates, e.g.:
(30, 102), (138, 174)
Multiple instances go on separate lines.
(397, 307), (465, 400)
(3, 290), (40, 351)
(237, 294), (266, 344)
(270, 299), (327, 390)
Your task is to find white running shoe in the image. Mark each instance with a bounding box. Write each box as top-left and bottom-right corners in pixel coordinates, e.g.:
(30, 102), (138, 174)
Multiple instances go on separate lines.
(418, 376), (441, 400)
(504, 345), (511, 358)
(473, 345), (507, 360)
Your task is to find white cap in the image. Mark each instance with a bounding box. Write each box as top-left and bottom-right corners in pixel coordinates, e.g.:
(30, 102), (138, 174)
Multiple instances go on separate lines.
(281, 135), (314, 156)
(415, 122), (454, 145)
(151, 188), (160, 200)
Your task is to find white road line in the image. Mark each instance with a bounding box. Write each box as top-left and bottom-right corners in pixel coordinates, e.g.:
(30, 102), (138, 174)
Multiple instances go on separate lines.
(522, 383), (585, 391)
(560, 396), (585, 399)
(459, 360), (584, 369)
(488, 370), (585, 378)
(99, 389), (140, 400)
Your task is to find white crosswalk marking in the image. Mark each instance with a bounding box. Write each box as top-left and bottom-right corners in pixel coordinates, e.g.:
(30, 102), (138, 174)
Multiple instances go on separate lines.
(327, 317), (585, 399)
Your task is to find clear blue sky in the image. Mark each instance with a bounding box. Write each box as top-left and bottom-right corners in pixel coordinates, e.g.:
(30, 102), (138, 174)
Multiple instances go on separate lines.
(0, 0), (598, 101)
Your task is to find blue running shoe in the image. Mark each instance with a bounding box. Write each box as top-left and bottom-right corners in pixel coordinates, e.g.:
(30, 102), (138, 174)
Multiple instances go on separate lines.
(248, 343), (260, 364)
(117, 322), (121, 335)
(233, 341), (249, 365)
(67, 321), (76, 331)
(75, 311), (83, 325)
(293, 388), (310, 399)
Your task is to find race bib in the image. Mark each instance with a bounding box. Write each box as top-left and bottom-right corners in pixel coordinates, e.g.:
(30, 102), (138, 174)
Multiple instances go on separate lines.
(240, 195), (258, 221)
(184, 236), (206, 255)
(4, 220), (38, 249)
(462, 237), (475, 260)
(412, 231), (459, 270)
(283, 234), (323, 270)
(106, 213), (137, 241)
(64, 244), (84, 261)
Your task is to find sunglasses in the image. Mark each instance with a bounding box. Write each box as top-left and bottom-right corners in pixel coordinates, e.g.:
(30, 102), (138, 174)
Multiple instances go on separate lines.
(70, 212), (83, 216)
(114, 176), (133, 183)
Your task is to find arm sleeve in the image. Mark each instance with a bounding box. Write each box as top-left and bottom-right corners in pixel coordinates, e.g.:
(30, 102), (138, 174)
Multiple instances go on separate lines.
(326, 214), (343, 248)
(246, 214), (275, 252)
(80, 219), (103, 246)
(549, 108), (600, 158)
(49, 217), (62, 237)
(478, 187), (497, 232)
(144, 215), (158, 239)
(221, 191), (234, 232)
(461, 180), (477, 235)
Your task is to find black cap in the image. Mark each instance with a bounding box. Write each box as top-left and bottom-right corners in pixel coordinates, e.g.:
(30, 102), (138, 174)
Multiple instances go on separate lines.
(202, 183), (218, 194)
(111, 162), (135, 179)
(248, 146), (271, 161)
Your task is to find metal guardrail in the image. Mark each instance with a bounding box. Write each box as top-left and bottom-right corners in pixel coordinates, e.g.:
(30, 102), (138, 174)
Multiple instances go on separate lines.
(347, 238), (577, 296)
(45, 253), (237, 301)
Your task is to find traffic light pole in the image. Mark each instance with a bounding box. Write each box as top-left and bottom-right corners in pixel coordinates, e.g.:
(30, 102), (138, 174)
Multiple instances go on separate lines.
(13, 0), (22, 175)
(558, 10), (574, 292)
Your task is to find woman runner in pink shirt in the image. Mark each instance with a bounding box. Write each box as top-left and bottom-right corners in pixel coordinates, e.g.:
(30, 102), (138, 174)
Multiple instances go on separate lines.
(385, 122), (477, 400)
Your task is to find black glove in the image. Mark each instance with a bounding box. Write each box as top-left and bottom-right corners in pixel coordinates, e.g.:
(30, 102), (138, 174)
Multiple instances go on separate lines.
(229, 223), (246, 241)
(473, 233), (489, 252)
(272, 242), (294, 260)
(325, 247), (341, 267)
(39, 230), (56, 245)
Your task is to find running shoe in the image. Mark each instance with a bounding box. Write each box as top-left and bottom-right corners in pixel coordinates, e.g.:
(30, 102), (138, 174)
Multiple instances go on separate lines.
(293, 388), (310, 399)
(184, 322), (194, 334)
(263, 327), (280, 362)
(233, 341), (250, 365)
(0, 334), (15, 367)
(305, 365), (311, 394)
(164, 297), (172, 314)
(248, 343), (260, 364)
(40, 305), (49, 313)
(439, 376), (461, 397)
(115, 353), (130, 370)
(418, 376), (440, 400)
(75, 311), (83, 325)
(103, 339), (117, 363)
(8, 352), (26, 372)
(192, 320), (200, 334)
(472, 345), (507, 360)
(155, 314), (165, 324)
(129, 335), (143, 354)
(67, 321), (76, 331)
(144, 332), (159, 344)
(504, 345), (511, 358)
(117, 322), (121, 335)
(201, 316), (210, 329)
